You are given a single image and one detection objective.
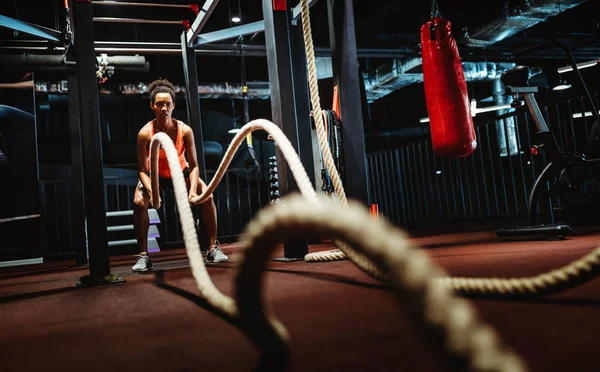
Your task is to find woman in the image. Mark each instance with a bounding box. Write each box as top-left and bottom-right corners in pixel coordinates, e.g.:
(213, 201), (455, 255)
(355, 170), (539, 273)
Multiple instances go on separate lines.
(131, 78), (228, 272)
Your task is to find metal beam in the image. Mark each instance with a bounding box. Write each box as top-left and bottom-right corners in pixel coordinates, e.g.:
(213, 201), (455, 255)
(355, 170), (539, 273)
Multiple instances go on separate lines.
(71, 0), (123, 287)
(91, 1), (199, 13)
(290, 18), (317, 192)
(0, 54), (146, 67)
(262, 0), (310, 260)
(291, 0), (320, 25)
(67, 73), (88, 266)
(195, 21), (265, 46)
(0, 14), (62, 42)
(327, 0), (369, 206)
(186, 0), (221, 46)
(181, 32), (207, 182)
(93, 17), (185, 25)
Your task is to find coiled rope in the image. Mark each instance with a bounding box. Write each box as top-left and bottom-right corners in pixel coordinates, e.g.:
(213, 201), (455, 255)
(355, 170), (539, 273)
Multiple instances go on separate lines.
(299, 0), (351, 263)
(292, 0), (600, 296)
(177, 0), (600, 296)
(145, 0), (600, 368)
(150, 131), (527, 371)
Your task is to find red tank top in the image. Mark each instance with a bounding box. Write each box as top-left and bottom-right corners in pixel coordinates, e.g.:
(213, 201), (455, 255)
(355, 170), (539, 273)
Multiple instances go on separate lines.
(147, 119), (187, 178)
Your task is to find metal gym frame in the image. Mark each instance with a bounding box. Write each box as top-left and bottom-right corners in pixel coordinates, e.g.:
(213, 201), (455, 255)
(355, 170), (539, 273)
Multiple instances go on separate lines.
(0, 0), (369, 278)
(178, 0), (368, 260)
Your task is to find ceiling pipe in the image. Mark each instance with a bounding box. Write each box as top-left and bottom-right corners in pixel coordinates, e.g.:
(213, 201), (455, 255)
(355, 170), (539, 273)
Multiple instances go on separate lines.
(363, 59), (516, 102)
(0, 54), (147, 67)
(462, 0), (589, 48)
(36, 81), (271, 100)
(20, 63), (151, 74)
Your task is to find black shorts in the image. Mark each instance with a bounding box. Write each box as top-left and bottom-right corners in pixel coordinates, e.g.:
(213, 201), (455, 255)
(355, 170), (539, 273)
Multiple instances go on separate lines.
(141, 167), (190, 192)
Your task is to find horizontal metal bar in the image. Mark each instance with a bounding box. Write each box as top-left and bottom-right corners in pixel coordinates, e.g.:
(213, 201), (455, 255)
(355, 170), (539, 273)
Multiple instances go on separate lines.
(107, 225), (160, 233)
(95, 47), (181, 54)
(195, 20), (265, 45)
(0, 258), (43, 268)
(0, 214), (41, 224)
(0, 53), (146, 67)
(107, 224), (134, 231)
(95, 41), (180, 46)
(292, 0), (320, 25)
(108, 237), (160, 247)
(0, 41), (425, 58)
(93, 17), (184, 25)
(92, 1), (194, 10)
(106, 209), (158, 217)
(0, 14), (62, 42)
(92, 47), (268, 57)
(108, 239), (138, 246)
(186, 0), (220, 46)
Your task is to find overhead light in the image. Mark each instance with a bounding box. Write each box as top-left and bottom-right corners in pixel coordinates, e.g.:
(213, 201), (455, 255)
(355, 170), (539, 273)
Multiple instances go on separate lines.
(572, 111), (600, 119)
(552, 82), (572, 91)
(557, 59), (599, 74)
(231, 16), (241, 23)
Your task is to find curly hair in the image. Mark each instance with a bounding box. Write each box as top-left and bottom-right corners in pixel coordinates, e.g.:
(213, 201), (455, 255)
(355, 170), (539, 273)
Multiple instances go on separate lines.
(147, 78), (176, 103)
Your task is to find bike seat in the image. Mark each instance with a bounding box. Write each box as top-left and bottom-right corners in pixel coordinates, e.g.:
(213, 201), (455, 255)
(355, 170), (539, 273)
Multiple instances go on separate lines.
(501, 65), (542, 89)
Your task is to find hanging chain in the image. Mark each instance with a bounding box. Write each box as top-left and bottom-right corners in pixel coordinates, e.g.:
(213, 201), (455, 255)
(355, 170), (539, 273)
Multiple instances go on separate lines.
(430, 0), (441, 19)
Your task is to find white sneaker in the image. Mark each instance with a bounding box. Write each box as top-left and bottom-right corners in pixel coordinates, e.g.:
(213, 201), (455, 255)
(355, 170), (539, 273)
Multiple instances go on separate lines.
(205, 241), (228, 263)
(132, 253), (153, 272)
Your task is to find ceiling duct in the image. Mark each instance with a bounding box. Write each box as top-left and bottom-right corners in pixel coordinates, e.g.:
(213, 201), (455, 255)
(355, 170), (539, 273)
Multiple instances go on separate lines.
(36, 81), (271, 100)
(463, 0), (589, 48)
(194, 82), (271, 99)
(363, 59), (516, 102)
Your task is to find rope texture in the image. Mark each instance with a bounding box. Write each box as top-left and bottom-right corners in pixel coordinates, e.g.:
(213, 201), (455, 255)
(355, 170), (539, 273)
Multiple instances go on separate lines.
(149, 134), (527, 370)
(294, 0), (600, 296)
(142, 1), (600, 369)
(299, 0), (353, 264)
(442, 247), (600, 296)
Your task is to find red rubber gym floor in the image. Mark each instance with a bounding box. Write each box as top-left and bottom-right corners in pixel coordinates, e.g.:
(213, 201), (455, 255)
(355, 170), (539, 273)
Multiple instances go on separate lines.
(1, 229), (599, 371)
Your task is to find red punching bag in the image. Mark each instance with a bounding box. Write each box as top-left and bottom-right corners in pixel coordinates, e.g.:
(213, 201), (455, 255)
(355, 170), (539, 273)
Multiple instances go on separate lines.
(421, 17), (477, 159)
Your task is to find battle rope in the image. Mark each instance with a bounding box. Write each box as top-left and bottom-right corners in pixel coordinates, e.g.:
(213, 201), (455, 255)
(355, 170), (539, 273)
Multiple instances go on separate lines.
(180, 0), (600, 293)
(442, 247), (600, 297)
(182, 120), (386, 281)
(150, 131), (527, 371)
(299, 0), (351, 263)
(144, 0), (600, 368)
(294, 0), (600, 296)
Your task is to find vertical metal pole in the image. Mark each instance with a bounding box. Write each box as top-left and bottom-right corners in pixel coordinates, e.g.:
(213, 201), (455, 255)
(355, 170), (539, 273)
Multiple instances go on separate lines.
(290, 18), (316, 190)
(423, 142), (437, 220)
(72, 0), (122, 286)
(394, 150), (407, 222)
(476, 126), (491, 217)
(262, 0), (309, 261)
(181, 32), (207, 182)
(67, 74), (87, 265)
(327, 0), (369, 205)
(417, 144), (431, 220)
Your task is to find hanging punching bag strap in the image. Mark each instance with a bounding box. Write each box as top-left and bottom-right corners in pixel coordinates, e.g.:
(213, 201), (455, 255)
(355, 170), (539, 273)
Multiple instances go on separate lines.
(429, 0), (440, 40)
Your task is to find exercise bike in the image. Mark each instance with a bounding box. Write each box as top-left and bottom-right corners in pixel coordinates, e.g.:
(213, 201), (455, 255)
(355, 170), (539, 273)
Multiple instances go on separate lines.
(496, 64), (600, 239)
